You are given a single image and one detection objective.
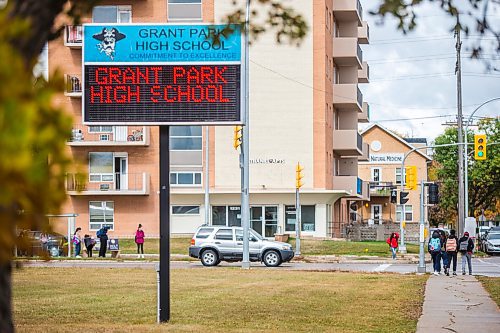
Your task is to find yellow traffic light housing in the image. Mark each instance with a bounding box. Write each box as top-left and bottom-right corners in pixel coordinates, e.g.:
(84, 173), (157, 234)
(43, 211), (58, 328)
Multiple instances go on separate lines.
(405, 166), (417, 190)
(295, 162), (304, 189)
(233, 126), (242, 150)
(474, 134), (487, 160)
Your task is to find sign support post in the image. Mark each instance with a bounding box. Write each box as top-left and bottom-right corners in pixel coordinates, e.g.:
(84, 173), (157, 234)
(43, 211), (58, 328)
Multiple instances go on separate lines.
(159, 125), (170, 322)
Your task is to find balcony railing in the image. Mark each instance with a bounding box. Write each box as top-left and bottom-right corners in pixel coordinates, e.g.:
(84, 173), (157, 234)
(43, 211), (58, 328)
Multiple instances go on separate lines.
(357, 45), (363, 63)
(68, 125), (150, 146)
(357, 86), (363, 107)
(64, 74), (82, 97)
(369, 182), (395, 196)
(356, 132), (363, 152)
(357, 0), (363, 21)
(64, 25), (83, 47)
(66, 172), (150, 195)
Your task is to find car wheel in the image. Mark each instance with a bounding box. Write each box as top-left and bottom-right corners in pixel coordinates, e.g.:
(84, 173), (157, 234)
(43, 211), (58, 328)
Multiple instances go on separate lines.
(263, 250), (282, 267)
(201, 249), (219, 266)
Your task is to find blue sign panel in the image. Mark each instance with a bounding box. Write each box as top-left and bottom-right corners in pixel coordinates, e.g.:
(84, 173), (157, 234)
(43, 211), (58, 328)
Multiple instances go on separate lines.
(84, 24), (241, 63)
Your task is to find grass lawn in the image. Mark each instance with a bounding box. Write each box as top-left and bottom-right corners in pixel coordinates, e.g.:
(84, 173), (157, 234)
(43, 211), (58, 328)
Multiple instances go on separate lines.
(13, 268), (427, 333)
(477, 276), (500, 307)
(118, 237), (420, 257)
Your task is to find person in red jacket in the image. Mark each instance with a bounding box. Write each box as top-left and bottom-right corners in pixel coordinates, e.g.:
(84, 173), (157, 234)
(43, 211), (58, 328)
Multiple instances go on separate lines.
(135, 224), (145, 259)
(386, 232), (399, 259)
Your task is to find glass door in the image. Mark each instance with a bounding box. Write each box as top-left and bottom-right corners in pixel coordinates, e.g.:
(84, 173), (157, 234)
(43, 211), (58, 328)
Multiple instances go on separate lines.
(250, 207), (263, 236)
(264, 206), (278, 237)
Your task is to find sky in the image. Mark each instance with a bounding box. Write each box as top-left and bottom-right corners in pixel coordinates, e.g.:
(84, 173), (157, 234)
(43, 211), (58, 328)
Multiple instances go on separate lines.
(359, 0), (500, 142)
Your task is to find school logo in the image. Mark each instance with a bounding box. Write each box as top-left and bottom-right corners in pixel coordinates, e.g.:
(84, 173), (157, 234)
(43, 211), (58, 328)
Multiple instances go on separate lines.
(92, 27), (126, 60)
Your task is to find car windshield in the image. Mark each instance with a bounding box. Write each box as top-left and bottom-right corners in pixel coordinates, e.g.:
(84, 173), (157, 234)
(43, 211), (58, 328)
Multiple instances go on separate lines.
(250, 229), (263, 241)
(488, 233), (500, 240)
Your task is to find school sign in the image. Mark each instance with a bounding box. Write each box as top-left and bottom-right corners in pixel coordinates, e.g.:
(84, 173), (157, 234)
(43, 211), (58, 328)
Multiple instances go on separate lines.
(82, 24), (244, 125)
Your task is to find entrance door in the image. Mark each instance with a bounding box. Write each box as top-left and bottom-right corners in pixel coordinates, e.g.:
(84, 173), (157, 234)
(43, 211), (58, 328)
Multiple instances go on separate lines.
(371, 204), (382, 224)
(250, 206), (278, 238)
(114, 126), (128, 142)
(114, 156), (128, 190)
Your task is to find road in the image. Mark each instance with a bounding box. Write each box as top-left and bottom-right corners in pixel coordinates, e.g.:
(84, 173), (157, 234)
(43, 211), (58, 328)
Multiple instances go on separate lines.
(21, 256), (500, 277)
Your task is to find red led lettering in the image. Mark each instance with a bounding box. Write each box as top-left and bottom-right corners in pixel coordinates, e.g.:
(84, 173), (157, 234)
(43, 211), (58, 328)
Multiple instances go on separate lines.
(151, 85), (161, 103)
(164, 86), (176, 102)
(109, 67), (121, 84)
(114, 86), (127, 103)
(128, 85), (140, 102)
(151, 67), (162, 84)
(91, 86), (103, 103)
(177, 85), (191, 102)
(200, 66), (214, 83)
(105, 86), (113, 103)
(173, 67), (185, 84)
(186, 67), (200, 84)
(214, 66), (227, 83)
(191, 85), (204, 102)
(95, 67), (108, 85)
(122, 67), (136, 84)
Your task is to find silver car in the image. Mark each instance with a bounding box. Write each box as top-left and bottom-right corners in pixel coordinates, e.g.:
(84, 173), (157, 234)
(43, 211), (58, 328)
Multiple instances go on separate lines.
(189, 226), (294, 267)
(483, 232), (500, 255)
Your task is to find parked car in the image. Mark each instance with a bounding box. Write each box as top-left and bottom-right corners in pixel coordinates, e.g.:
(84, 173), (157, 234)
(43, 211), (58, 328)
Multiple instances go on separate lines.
(17, 230), (68, 257)
(189, 226), (294, 267)
(482, 232), (500, 255)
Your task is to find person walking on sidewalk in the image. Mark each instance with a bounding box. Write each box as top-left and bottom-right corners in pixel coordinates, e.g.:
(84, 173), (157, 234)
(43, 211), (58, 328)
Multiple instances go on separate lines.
(445, 229), (459, 276)
(135, 224), (145, 259)
(458, 231), (474, 275)
(439, 230), (449, 275)
(428, 230), (443, 275)
(72, 227), (82, 258)
(386, 232), (399, 260)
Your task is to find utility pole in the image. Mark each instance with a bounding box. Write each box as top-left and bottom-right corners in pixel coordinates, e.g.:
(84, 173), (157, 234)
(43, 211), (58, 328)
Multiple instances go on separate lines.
(204, 126), (210, 226)
(455, 22), (465, 237)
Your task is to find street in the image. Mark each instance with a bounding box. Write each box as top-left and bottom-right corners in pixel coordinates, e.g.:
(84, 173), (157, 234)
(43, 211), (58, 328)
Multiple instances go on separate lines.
(21, 255), (500, 277)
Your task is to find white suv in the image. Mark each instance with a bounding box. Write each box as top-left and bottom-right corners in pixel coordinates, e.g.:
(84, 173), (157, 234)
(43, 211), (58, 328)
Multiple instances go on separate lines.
(189, 226), (294, 267)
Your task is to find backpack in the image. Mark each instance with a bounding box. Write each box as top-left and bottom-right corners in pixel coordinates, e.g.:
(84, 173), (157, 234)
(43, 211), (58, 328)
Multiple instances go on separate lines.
(428, 237), (441, 252)
(72, 236), (80, 245)
(445, 238), (457, 252)
(459, 239), (469, 251)
(96, 229), (103, 238)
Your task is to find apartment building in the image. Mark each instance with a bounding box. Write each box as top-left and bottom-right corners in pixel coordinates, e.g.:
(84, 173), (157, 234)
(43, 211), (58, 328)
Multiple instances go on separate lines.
(355, 124), (431, 226)
(51, 0), (369, 239)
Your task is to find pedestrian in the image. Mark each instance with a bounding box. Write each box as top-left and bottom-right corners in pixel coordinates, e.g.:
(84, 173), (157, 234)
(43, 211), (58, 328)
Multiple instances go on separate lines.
(97, 226), (109, 258)
(72, 227), (82, 258)
(386, 232), (399, 260)
(428, 230), (443, 275)
(445, 229), (459, 276)
(439, 230), (449, 275)
(135, 224), (145, 259)
(458, 231), (474, 275)
(40, 232), (49, 253)
(83, 234), (96, 257)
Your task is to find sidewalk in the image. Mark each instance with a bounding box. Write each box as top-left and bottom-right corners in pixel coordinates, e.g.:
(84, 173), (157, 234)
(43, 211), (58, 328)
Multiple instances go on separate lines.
(417, 275), (500, 333)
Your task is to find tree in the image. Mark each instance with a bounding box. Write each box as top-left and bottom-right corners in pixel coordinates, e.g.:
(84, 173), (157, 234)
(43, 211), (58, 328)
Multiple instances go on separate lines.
(0, 1), (308, 331)
(371, 0), (500, 67)
(429, 119), (499, 227)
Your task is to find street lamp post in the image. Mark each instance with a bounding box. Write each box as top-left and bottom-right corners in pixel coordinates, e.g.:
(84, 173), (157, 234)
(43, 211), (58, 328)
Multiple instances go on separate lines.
(463, 97), (500, 218)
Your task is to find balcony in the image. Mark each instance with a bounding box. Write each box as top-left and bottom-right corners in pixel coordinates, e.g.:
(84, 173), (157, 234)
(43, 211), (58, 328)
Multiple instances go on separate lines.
(358, 102), (370, 123)
(332, 84), (363, 112)
(332, 0), (363, 25)
(66, 172), (150, 196)
(68, 125), (150, 146)
(369, 182), (395, 197)
(359, 142), (370, 161)
(333, 129), (363, 156)
(358, 21), (369, 44)
(358, 61), (369, 83)
(64, 25), (83, 48)
(333, 176), (364, 197)
(332, 37), (363, 68)
(64, 74), (82, 97)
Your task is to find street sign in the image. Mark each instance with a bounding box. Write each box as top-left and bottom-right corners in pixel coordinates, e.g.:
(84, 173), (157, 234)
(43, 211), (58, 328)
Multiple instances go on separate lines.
(82, 24), (244, 125)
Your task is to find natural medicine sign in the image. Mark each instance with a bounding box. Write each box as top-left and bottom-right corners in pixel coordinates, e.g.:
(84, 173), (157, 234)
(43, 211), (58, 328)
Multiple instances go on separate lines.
(82, 24), (244, 125)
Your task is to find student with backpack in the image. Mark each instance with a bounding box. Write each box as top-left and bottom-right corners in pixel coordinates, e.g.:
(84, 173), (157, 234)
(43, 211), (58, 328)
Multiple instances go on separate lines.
(97, 226), (109, 258)
(445, 229), (459, 276)
(428, 230), (443, 275)
(439, 230), (449, 275)
(458, 231), (474, 275)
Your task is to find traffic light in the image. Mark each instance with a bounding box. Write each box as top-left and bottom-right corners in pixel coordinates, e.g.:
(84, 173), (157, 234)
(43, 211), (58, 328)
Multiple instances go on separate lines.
(233, 126), (242, 150)
(474, 134), (487, 160)
(405, 166), (417, 190)
(295, 162), (304, 189)
(390, 189), (397, 204)
(428, 183), (439, 204)
(400, 191), (409, 204)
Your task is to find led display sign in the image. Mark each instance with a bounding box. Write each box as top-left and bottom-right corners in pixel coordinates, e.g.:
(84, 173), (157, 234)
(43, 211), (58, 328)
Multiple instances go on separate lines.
(82, 24), (244, 125)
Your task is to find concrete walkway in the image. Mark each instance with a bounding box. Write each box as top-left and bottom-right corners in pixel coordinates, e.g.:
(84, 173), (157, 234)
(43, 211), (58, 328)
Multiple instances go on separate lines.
(417, 275), (500, 333)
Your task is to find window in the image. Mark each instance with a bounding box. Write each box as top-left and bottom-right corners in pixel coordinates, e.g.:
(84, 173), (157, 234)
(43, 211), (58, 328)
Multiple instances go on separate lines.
(396, 205), (413, 222)
(89, 152), (114, 182)
(93, 6), (131, 23)
(285, 205), (316, 232)
(395, 168), (406, 185)
(212, 206), (241, 227)
(89, 126), (113, 133)
(89, 201), (114, 230)
(168, 0), (202, 21)
(170, 172), (202, 186)
(170, 126), (202, 151)
(195, 227), (214, 239)
(371, 167), (382, 182)
(214, 228), (233, 240)
(172, 206), (200, 215)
